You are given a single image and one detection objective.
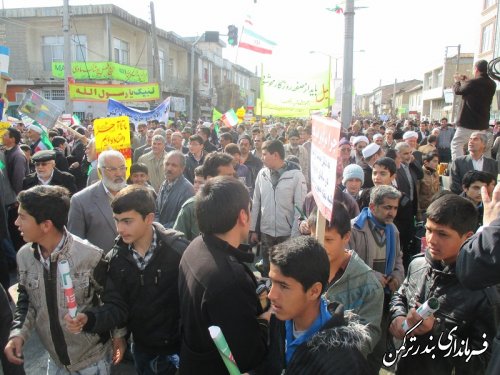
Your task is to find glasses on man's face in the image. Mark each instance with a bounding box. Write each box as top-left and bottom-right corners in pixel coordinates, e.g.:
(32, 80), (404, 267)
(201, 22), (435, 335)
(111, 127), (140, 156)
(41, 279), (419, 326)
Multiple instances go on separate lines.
(101, 166), (127, 173)
(35, 161), (52, 167)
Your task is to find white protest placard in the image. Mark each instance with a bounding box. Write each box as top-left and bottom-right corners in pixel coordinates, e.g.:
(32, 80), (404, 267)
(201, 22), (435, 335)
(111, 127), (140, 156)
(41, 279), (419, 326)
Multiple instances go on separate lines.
(311, 115), (341, 223)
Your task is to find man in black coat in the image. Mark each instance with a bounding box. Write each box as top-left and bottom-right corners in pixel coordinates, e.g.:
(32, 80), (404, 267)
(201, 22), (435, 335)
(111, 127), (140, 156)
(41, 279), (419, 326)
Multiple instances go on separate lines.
(178, 177), (268, 375)
(449, 131), (498, 194)
(389, 194), (499, 375)
(394, 142), (422, 270)
(456, 183), (500, 375)
(451, 59), (496, 160)
(22, 150), (77, 195)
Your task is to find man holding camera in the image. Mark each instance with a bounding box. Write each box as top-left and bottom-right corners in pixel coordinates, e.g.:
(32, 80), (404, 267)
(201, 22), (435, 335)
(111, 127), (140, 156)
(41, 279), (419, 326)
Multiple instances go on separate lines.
(450, 59), (496, 160)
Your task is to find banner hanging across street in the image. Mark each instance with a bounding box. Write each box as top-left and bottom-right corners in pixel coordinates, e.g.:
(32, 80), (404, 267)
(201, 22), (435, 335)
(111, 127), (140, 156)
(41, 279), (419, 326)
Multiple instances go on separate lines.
(52, 61), (148, 82)
(106, 97), (170, 124)
(257, 65), (330, 118)
(69, 82), (160, 102)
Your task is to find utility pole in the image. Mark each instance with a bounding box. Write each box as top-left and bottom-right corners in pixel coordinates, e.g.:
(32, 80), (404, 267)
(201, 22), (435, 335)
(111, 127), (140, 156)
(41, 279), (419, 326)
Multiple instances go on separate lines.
(341, 0), (354, 130)
(150, 2), (161, 85)
(392, 78), (397, 118)
(189, 34), (204, 121)
(451, 44), (461, 123)
(63, 0), (73, 114)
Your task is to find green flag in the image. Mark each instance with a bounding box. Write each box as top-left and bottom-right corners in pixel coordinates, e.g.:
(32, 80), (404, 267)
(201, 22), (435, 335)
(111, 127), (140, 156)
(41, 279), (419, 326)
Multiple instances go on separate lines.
(213, 108), (222, 123)
(0, 159), (5, 170)
(213, 108), (223, 135)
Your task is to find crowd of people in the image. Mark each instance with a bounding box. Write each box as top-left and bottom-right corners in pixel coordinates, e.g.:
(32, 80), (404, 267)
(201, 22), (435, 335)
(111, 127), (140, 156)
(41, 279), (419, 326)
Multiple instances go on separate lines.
(1, 58), (500, 375)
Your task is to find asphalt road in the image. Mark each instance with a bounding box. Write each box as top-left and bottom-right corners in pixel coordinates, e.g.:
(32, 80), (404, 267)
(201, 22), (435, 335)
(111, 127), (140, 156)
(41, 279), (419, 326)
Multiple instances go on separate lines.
(1, 331), (137, 375)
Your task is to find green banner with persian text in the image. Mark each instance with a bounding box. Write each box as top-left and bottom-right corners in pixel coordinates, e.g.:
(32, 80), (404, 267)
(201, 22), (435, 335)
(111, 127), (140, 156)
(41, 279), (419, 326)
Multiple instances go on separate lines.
(52, 62), (148, 83)
(257, 65), (330, 118)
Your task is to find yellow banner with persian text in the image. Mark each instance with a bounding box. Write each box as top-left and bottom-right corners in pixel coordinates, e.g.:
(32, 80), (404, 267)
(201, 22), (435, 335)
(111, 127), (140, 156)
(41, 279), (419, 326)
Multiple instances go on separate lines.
(93, 116), (132, 175)
(69, 83), (160, 102)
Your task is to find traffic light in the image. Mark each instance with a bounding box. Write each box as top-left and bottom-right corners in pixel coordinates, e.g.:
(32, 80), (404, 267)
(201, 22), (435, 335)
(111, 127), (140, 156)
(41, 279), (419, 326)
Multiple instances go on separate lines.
(227, 25), (238, 46)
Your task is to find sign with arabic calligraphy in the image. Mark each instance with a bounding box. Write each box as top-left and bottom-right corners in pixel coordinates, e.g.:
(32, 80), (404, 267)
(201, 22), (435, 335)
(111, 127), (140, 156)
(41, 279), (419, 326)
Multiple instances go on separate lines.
(258, 67), (330, 117)
(52, 62), (148, 83)
(18, 90), (63, 128)
(69, 83), (160, 102)
(93, 116), (132, 174)
(107, 97), (170, 125)
(311, 115), (341, 221)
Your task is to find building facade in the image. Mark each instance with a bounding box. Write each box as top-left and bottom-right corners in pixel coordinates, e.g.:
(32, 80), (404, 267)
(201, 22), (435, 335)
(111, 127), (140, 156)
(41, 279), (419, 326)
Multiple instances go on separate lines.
(0, 4), (256, 121)
(421, 53), (474, 121)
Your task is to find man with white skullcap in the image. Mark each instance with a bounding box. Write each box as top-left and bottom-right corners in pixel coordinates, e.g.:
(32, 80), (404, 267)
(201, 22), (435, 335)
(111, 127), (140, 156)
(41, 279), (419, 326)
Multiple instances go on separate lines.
(361, 143), (384, 189)
(27, 124), (49, 154)
(352, 135), (369, 165)
(403, 131), (423, 167)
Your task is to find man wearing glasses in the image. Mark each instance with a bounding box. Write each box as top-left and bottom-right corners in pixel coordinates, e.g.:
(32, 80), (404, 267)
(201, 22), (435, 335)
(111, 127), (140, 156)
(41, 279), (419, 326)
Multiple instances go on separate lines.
(22, 150), (76, 195)
(68, 150), (128, 253)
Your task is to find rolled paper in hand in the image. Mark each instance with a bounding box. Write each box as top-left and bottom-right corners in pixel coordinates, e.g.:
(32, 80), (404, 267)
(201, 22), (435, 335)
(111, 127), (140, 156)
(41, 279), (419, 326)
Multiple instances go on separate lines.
(402, 297), (440, 332)
(209, 326), (241, 375)
(58, 260), (78, 318)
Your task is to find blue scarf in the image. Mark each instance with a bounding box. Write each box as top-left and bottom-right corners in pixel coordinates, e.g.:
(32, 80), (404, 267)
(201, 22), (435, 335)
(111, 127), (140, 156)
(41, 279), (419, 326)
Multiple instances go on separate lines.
(353, 207), (396, 278)
(285, 297), (332, 364)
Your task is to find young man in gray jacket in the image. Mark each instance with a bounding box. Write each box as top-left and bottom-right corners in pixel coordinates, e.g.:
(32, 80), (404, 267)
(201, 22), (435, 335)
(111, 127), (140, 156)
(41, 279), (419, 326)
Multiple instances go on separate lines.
(4, 185), (113, 374)
(250, 140), (307, 276)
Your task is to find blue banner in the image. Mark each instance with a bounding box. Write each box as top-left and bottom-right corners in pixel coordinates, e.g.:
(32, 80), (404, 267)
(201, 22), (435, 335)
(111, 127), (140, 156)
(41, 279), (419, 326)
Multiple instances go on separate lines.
(106, 97), (170, 126)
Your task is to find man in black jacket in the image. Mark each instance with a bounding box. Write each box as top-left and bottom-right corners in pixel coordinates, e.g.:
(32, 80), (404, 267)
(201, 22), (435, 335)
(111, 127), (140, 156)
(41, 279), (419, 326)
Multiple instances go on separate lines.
(178, 177), (268, 374)
(22, 150), (77, 195)
(456, 182), (500, 375)
(451, 59), (496, 160)
(65, 185), (188, 375)
(388, 194), (499, 374)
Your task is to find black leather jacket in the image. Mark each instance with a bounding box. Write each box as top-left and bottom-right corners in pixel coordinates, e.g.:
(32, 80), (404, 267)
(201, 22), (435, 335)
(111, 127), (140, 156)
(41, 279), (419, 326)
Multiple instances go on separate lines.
(389, 251), (499, 374)
(84, 223), (188, 355)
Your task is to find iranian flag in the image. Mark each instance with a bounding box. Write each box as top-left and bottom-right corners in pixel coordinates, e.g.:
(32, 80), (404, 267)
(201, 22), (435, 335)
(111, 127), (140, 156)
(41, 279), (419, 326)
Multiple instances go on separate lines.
(221, 109), (238, 127)
(238, 18), (276, 55)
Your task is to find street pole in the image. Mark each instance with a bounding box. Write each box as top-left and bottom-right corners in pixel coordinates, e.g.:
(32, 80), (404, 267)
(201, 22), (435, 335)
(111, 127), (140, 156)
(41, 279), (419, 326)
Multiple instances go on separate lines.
(451, 44), (461, 123)
(63, 0), (72, 114)
(189, 34), (204, 121)
(392, 78), (397, 118)
(150, 2), (161, 85)
(341, 0), (354, 130)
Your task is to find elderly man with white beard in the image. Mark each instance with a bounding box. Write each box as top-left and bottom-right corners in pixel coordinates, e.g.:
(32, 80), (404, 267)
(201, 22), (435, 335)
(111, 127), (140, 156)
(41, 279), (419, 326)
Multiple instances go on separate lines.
(68, 150), (128, 252)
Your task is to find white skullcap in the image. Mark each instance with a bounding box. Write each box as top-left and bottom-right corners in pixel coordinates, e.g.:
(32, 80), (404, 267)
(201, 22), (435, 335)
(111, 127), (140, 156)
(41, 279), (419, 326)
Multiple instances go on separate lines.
(362, 143), (380, 159)
(403, 131), (418, 140)
(353, 136), (369, 145)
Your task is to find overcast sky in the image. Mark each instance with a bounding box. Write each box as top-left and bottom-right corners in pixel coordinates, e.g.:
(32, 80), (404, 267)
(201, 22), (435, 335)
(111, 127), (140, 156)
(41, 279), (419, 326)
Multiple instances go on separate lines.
(2, 0), (482, 93)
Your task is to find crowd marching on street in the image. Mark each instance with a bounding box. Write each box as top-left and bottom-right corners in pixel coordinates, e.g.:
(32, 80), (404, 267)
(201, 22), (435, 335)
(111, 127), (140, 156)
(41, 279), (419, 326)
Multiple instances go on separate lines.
(2, 59), (500, 375)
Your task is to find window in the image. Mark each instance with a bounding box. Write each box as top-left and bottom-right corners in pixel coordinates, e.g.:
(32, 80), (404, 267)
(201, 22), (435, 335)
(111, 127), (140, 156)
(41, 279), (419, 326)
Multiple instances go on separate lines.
(484, 0), (496, 10)
(425, 74), (433, 90)
(113, 38), (129, 65)
(42, 35), (88, 71)
(437, 70), (443, 87)
(73, 112), (85, 122)
(159, 50), (165, 80)
(42, 89), (65, 100)
(481, 23), (494, 53)
(42, 36), (63, 71)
